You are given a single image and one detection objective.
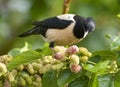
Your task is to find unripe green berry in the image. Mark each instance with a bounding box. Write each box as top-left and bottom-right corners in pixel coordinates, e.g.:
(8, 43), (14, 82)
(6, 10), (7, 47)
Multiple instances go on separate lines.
(37, 59), (44, 65)
(112, 61), (118, 68)
(39, 64), (52, 74)
(17, 64), (24, 71)
(20, 77), (26, 86)
(7, 72), (14, 82)
(87, 52), (92, 57)
(43, 56), (54, 64)
(44, 56), (53, 60)
(52, 63), (63, 70)
(33, 82), (42, 87)
(43, 58), (51, 64)
(50, 59), (61, 64)
(54, 46), (66, 52)
(0, 55), (7, 63)
(0, 63), (7, 76)
(39, 67), (47, 74)
(80, 56), (88, 62)
(5, 55), (13, 63)
(79, 47), (92, 57)
(79, 47), (89, 55)
(44, 64), (52, 69)
(11, 69), (17, 77)
(0, 55), (12, 64)
(70, 54), (80, 65)
(27, 64), (35, 74)
(79, 47), (88, 52)
(22, 73), (32, 84)
(35, 76), (41, 83)
(32, 62), (43, 70)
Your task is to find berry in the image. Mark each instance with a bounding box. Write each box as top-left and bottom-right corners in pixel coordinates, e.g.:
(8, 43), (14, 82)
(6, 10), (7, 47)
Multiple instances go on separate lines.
(70, 54), (80, 64)
(53, 52), (64, 60)
(54, 46), (66, 52)
(0, 63), (7, 76)
(70, 63), (81, 73)
(65, 45), (79, 55)
(80, 56), (88, 62)
(27, 64), (35, 74)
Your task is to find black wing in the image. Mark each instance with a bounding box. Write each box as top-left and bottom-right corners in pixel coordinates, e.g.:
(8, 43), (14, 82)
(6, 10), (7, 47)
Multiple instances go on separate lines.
(33, 17), (73, 29)
(18, 17), (73, 37)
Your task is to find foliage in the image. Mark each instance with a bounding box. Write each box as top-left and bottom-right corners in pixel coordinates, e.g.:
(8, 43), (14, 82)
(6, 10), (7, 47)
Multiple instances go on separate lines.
(0, 34), (120, 87)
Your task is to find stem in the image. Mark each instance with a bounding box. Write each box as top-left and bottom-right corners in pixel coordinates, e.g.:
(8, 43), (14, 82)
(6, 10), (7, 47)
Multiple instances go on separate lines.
(63, 0), (71, 14)
(87, 61), (96, 65)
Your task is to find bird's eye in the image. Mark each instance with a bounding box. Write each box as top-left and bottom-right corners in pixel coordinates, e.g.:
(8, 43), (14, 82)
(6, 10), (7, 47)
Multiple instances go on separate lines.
(85, 18), (95, 32)
(84, 22), (88, 29)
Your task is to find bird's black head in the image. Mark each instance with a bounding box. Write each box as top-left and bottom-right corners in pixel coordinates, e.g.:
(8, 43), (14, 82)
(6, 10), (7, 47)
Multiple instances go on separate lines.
(85, 17), (95, 32)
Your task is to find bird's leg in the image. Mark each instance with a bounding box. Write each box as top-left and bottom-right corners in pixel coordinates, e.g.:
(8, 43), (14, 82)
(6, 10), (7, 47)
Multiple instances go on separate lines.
(49, 42), (55, 48)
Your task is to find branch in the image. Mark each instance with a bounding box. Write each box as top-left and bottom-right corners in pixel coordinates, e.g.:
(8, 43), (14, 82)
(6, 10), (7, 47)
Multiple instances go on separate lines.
(63, 0), (71, 14)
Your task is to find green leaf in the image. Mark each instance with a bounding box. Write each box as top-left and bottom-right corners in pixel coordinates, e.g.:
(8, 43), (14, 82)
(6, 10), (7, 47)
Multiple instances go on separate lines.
(84, 60), (110, 74)
(85, 73), (98, 87)
(68, 75), (89, 87)
(89, 74), (99, 87)
(110, 36), (120, 51)
(35, 43), (52, 56)
(20, 42), (32, 53)
(109, 78), (114, 87)
(42, 70), (58, 87)
(98, 74), (113, 87)
(7, 50), (41, 71)
(8, 48), (21, 57)
(93, 50), (117, 60)
(8, 42), (32, 57)
(114, 70), (120, 87)
(117, 55), (120, 66)
(57, 68), (80, 87)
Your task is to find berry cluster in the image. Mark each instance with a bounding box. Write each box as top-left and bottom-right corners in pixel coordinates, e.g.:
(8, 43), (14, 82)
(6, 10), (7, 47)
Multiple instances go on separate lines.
(7, 55), (63, 86)
(0, 45), (92, 86)
(53, 45), (92, 73)
(107, 61), (118, 73)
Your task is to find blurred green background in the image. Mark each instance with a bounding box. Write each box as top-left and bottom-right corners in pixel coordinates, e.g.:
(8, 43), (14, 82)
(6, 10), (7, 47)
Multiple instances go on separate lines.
(0, 0), (120, 55)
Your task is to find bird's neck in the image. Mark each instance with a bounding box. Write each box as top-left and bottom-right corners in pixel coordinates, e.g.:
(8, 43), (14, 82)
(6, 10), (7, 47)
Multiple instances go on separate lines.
(73, 15), (87, 39)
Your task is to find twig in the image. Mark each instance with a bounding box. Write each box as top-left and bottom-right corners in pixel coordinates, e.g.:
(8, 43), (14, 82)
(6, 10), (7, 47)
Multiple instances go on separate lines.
(63, 0), (71, 14)
(87, 61), (96, 65)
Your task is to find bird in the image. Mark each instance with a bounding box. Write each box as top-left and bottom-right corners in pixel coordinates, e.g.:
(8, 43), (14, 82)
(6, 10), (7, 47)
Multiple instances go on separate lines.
(18, 14), (95, 48)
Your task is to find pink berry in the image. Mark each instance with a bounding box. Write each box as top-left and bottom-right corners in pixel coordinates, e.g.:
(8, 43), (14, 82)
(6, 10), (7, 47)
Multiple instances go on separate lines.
(65, 45), (79, 55)
(70, 64), (81, 73)
(53, 52), (64, 60)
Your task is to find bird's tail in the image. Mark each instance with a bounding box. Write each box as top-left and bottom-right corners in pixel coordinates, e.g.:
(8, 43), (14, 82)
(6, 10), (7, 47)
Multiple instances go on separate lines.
(18, 27), (40, 37)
